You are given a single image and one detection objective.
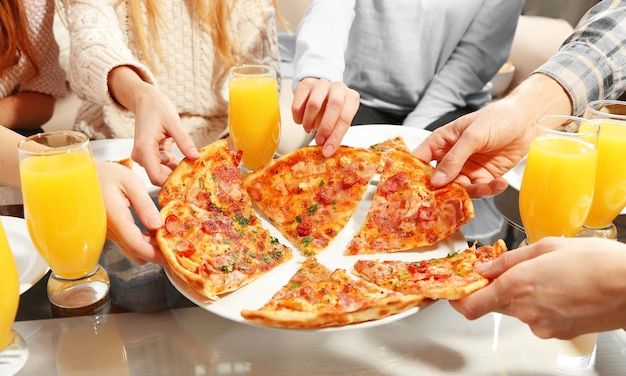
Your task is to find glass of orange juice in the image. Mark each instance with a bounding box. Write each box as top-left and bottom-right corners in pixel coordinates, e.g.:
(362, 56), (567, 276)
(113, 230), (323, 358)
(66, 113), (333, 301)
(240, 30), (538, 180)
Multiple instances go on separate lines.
(519, 115), (600, 372)
(228, 64), (281, 171)
(577, 100), (626, 240)
(0, 220), (28, 375)
(18, 131), (109, 310)
(519, 115), (599, 244)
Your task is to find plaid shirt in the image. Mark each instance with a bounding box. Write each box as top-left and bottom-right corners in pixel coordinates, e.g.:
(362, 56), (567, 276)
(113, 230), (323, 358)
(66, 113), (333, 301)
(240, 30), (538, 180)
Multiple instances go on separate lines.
(535, 0), (626, 116)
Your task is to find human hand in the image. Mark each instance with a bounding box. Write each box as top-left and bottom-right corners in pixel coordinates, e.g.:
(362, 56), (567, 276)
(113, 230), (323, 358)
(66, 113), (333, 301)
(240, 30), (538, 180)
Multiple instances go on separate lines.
(130, 85), (199, 186)
(413, 73), (573, 198)
(95, 161), (166, 265)
(412, 96), (534, 198)
(107, 66), (199, 186)
(292, 77), (360, 157)
(450, 237), (626, 339)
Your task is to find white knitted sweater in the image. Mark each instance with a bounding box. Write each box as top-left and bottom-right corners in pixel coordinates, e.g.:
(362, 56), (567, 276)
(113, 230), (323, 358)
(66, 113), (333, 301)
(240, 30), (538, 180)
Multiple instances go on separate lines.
(0, 0), (66, 100)
(63, 0), (280, 147)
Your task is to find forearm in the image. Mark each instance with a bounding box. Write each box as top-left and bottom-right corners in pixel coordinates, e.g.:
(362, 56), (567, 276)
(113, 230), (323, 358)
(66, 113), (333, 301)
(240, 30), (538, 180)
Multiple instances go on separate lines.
(0, 93), (55, 129)
(505, 73), (573, 123)
(107, 66), (159, 113)
(0, 127), (25, 188)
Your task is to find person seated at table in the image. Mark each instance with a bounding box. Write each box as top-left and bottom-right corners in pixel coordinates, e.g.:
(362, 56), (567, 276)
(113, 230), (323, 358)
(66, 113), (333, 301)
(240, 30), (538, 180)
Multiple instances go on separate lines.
(414, 0), (626, 339)
(59, 0), (285, 187)
(0, 0), (163, 266)
(290, 0), (524, 157)
(0, 0), (66, 137)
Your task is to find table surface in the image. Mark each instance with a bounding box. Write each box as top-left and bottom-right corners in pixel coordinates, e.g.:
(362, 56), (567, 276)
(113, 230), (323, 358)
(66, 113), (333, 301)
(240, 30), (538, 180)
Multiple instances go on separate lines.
(6, 185), (626, 375)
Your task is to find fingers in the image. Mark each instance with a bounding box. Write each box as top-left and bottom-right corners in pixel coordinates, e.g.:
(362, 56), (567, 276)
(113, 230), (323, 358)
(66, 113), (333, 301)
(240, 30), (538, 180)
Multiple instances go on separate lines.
(317, 84), (359, 157)
(292, 78), (359, 157)
(133, 143), (173, 187)
(97, 161), (166, 265)
(167, 122), (199, 161)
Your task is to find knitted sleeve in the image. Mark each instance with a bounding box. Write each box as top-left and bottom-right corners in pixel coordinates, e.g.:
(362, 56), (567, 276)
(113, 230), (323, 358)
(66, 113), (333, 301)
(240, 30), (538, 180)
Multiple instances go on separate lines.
(2, 0), (67, 98)
(61, 0), (155, 109)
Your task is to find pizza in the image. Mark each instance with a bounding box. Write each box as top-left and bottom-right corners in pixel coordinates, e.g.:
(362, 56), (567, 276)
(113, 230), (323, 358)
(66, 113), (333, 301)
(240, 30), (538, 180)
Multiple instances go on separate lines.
(243, 145), (381, 256)
(240, 258), (423, 328)
(346, 146), (474, 255)
(368, 136), (410, 157)
(156, 139), (293, 300)
(114, 157), (134, 170)
(352, 240), (507, 300)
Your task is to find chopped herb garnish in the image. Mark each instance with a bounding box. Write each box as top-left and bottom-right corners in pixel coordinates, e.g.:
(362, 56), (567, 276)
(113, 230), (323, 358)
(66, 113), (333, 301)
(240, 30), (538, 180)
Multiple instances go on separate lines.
(233, 213), (249, 226)
(301, 236), (313, 247)
(220, 265), (232, 273)
(306, 204), (318, 216)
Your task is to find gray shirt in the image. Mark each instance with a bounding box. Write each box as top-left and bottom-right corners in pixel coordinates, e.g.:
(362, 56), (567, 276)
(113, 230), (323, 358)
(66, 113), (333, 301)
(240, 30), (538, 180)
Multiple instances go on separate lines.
(294, 0), (524, 128)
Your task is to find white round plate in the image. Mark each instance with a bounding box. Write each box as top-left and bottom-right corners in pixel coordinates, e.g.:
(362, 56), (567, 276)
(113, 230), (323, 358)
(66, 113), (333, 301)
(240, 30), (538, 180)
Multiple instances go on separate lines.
(503, 156), (626, 215)
(166, 124), (469, 331)
(1, 216), (49, 294)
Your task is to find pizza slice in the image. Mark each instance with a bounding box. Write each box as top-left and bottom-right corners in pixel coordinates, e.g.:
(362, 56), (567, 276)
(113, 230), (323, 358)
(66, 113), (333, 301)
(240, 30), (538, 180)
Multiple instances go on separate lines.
(353, 239), (507, 300)
(240, 258), (423, 329)
(156, 139), (293, 300)
(368, 136), (410, 156)
(243, 145), (381, 256)
(346, 147), (474, 255)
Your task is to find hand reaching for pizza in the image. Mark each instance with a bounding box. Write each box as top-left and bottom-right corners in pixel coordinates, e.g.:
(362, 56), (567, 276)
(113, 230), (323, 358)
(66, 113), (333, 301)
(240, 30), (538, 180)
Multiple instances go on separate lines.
(450, 236), (626, 339)
(95, 161), (166, 265)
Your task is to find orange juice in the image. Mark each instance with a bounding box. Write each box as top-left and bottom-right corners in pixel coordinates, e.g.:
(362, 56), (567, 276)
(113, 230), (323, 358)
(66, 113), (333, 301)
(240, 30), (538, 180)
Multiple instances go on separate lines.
(0, 222), (19, 350)
(584, 120), (626, 228)
(519, 136), (597, 243)
(229, 74), (281, 171)
(20, 150), (106, 279)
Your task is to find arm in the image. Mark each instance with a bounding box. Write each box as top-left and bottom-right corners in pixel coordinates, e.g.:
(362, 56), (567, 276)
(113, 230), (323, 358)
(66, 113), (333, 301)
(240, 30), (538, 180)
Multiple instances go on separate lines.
(291, 0), (359, 157)
(536, 0), (626, 117)
(413, 0), (626, 197)
(61, 0), (198, 186)
(107, 66), (198, 186)
(0, 92), (55, 129)
(403, 0), (524, 128)
(412, 73), (572, 198)
(0, 127), (25, 187)
(450, 237), (626, 339)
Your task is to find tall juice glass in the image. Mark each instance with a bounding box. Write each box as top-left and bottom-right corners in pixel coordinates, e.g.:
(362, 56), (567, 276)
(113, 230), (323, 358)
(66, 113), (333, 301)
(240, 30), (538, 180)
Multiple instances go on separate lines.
(518, 115), (600, 372)
(519, 116), (599, 244)
(229, 64), (281, 171)
(18, 131), (109, 310)
(0, 221), (28, 375)
(578, 100), (626, 239)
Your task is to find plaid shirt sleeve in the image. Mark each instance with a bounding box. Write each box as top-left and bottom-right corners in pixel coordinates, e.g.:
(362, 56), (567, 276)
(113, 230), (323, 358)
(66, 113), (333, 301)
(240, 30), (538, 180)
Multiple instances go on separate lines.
(534, 0), (626, 116)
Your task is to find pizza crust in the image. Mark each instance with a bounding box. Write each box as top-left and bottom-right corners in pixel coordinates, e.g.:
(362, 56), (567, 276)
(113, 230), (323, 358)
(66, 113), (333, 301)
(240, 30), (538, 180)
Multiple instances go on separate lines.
(241, 294), (421, 329)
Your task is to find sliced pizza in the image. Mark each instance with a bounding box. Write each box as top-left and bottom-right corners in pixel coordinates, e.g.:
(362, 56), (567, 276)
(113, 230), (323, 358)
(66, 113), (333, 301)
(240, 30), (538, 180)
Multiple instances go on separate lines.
(346, 147), (474, 255)
(240, 258), (423, 329)
(368, 136), (410, 156)
(243, 145), (381, 256)
(353, 239), (507, 300)
(156, 139), (293, 300)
